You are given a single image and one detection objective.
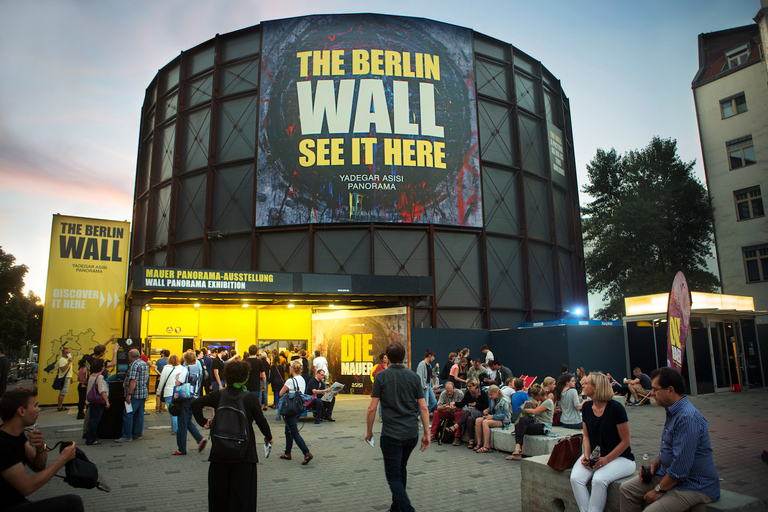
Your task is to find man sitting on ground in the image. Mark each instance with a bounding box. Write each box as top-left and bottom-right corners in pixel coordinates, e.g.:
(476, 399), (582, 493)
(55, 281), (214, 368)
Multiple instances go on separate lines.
(0, 387), (83, 512)
(625, 367), (652, 405)
(306, 369), (335, 423)
(429, 381), (464, 443)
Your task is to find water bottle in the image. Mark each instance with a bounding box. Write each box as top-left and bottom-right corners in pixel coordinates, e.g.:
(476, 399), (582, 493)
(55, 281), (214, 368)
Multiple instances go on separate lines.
(589, 446), (601, 467)
(641, 453), (651, 483)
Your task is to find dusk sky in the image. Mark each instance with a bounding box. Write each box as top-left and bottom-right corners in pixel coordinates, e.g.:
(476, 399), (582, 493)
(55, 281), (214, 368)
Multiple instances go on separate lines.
(0, 0), (760, 316)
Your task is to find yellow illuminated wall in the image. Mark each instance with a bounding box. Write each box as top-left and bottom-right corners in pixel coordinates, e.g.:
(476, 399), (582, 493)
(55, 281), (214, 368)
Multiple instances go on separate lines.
(140, 305), (312, 355)
(258, 308), (312, 341)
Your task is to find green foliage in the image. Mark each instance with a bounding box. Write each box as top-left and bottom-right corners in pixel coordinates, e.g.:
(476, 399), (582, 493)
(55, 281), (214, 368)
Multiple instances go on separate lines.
(0, 247), (42, 351)
(582, 137), (720, 319)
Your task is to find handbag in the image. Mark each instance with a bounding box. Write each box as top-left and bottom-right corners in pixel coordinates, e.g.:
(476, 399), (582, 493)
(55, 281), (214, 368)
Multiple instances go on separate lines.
(173, 367), (193, 400)
(86, 376), (106, 405)
(52, 376), (65, 391)
(52, 363), (69, 390)
(169, 367), (191, 416)
(547, 433), (583, 471)
(279, 378), (307, 417)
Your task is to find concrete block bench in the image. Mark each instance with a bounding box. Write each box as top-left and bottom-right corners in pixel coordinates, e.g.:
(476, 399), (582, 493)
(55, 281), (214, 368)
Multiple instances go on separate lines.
(488, 425), (575, 455)
(520, 454), (761, 512)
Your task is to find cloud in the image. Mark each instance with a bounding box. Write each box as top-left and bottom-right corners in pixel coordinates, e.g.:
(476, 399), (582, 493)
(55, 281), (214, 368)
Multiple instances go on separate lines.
(0, 129), (134, 206)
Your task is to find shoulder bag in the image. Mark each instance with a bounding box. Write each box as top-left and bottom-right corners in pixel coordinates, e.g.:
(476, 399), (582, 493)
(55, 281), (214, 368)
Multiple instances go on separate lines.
(279, 377), (307, 417)
(86, 375), (107, 405)
(173, 367), (193, 400)
(169, 368), (191, 416)
(52, 363), (70, 391)
(546, 433), (583, 471)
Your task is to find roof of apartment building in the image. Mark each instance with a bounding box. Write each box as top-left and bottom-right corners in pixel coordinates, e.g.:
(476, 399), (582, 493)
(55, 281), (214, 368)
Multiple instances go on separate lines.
(692, 24), (762, 87)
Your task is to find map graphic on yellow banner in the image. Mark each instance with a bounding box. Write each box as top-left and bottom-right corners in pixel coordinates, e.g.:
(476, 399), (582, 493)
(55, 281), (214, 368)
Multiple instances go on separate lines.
(38, 215), (130, 405)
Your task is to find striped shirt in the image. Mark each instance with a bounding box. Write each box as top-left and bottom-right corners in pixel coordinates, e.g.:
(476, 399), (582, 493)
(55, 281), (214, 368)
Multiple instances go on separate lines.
(657, 396), (719, 500)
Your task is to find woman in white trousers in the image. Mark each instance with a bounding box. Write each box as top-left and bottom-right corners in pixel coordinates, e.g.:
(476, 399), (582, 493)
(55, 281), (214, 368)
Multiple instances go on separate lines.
(570, 372), (636, 512)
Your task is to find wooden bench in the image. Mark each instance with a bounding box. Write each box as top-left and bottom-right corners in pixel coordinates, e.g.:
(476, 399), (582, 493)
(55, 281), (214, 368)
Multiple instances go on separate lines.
(520, 454), (762, 512)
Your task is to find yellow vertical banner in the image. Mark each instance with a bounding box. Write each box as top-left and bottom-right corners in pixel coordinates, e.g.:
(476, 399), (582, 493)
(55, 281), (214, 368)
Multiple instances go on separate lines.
(37, 215), (130, 405)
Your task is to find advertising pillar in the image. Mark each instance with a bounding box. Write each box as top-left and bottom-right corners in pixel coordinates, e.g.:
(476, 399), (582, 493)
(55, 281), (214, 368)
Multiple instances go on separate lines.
(37, 215), (130, 405)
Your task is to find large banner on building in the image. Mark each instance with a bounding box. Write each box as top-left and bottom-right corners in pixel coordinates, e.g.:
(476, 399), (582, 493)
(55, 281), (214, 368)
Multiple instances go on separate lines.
(37, 215), (130, 405)
(312, 307), (409, 394)
(666, 271), (691, 373)
(257, 14), (480, 227)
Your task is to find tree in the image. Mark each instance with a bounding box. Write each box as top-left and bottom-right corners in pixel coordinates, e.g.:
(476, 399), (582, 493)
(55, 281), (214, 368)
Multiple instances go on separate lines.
(0, 247), (41, 352)
(582, 137), (719, 319)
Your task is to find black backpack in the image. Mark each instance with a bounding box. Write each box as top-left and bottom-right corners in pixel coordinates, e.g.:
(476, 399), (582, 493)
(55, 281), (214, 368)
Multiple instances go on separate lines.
(439, 361), (452, 381)
(49, 441), (110, 492)
(211, 389), (251, 461)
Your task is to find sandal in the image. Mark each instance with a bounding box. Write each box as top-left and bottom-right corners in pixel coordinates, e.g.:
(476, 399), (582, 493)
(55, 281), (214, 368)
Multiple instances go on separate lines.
(279, 453), (292, 460)
(467, 440), (475, 449)
(57, 407), (69, 412)
(476, 446), (491, 453)
(506, 451), (522, 460)
(301, 452), (313, 465)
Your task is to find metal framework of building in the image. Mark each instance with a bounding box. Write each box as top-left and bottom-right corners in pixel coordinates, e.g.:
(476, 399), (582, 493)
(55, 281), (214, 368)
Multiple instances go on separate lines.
(129, 15), (588, 329)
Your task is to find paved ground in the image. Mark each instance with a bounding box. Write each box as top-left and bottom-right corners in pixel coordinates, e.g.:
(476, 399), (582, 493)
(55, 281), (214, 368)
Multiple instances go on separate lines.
(11, 380), (768, 511)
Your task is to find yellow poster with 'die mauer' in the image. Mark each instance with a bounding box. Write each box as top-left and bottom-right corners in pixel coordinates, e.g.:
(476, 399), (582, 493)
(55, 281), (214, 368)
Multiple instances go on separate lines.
(37, 215), (130, 406)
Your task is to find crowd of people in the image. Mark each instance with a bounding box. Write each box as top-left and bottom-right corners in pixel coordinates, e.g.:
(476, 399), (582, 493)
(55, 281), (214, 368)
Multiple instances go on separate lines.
(1, 340), (722, 512)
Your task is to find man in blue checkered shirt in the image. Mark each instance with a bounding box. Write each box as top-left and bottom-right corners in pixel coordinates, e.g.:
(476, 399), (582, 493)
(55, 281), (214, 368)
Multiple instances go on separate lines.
(620, 367), (719, 511)
(116, 349), (150, 443)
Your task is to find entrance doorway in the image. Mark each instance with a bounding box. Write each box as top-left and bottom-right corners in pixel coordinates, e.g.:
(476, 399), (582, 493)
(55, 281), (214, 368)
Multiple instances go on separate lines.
(709, 321), (748, 391)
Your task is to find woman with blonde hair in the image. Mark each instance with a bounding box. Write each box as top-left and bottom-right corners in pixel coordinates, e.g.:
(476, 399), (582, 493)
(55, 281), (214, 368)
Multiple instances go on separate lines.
(570, 372), (634, 511)
(157, 354), (183, 434)
(279, 359), (313, 464)
(173, 350), (205, 455)
(473, 385), (510, 453)
(542, 376), (556, 401)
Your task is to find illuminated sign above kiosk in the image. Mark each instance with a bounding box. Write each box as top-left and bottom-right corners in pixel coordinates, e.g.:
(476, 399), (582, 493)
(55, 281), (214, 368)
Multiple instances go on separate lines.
(135, 266), (293, 293)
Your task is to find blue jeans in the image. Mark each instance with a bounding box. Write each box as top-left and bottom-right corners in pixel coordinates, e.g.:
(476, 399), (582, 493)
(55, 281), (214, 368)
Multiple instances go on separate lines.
(86, 404), (104, 444)
(177, 398), (203, 453)
(165, 396), (178, 433)
(380, 435), (418, 512)
(121, 397), (146, 439)
(562, 422), (583, 429)
(260, 378), (268, 406)
(424, 387), (437, 413)
(283, 413), (309, 456)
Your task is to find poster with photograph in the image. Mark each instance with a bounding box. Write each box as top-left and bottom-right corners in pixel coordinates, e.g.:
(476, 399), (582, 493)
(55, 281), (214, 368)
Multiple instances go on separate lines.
(258, 14), (480, 227)
(312, 307), (409, 394)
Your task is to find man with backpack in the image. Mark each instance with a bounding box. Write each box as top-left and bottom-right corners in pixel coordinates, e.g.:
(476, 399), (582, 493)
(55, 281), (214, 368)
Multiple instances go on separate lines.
(192, 360), (272, 512)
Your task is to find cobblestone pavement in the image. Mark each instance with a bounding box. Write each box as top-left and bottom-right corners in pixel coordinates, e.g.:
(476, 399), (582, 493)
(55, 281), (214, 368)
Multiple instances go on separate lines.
(12, 380), (768, 511)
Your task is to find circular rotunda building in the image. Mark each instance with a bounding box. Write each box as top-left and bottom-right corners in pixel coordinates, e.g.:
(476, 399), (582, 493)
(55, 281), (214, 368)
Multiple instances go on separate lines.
(127, 13), (587, 360)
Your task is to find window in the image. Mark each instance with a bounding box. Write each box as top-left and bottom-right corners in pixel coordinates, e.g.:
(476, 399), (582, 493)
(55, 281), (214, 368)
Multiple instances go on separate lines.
(734, 186), (764, 220)
(727, 135), (756, 170)
(723, 45), (749, 71)
(743, 244), (768, 283)
(720, 92), (747, 119)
